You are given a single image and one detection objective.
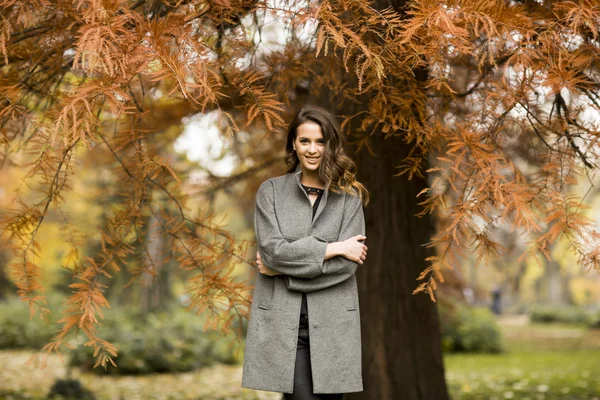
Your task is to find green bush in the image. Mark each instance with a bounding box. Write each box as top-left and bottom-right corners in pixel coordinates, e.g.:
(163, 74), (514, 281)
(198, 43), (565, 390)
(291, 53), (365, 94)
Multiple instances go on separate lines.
(529, 304), (589, 325)
(586, 309), (600, 329)
(0, 296), (60, 350)
(68, 306), (244, 375)
(47, 378), (96, 400)
(439, 301), (503, 354)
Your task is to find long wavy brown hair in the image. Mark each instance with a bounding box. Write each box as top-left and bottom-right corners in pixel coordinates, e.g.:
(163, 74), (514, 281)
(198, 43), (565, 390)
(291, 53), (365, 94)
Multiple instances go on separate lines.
(285, 104), (370, 206)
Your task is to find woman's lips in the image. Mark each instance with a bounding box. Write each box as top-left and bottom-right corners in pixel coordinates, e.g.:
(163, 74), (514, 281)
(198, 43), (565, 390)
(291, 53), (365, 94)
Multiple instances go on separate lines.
(306, 156), (319, 164)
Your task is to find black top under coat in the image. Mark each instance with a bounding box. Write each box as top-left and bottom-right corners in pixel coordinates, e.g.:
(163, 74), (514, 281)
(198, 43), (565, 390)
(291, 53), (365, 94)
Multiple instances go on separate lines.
(299, 184), (324, 317)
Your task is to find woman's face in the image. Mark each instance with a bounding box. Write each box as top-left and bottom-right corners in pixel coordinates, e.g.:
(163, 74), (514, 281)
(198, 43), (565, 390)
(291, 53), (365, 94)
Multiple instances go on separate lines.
(294, 122), (325, 173)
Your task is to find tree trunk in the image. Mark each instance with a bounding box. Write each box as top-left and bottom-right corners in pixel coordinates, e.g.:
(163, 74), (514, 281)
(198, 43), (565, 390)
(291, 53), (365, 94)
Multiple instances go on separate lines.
(510, 261), (528, 306)
(348, 133), (449, 400)
(0, 251), (11, 299)
(141, 200), (164, 313)
(544, 259), (571, 305)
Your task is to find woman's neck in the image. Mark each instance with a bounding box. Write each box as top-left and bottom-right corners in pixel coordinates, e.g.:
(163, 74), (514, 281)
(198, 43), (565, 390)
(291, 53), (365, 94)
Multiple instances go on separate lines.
(300, 169), (324, 189)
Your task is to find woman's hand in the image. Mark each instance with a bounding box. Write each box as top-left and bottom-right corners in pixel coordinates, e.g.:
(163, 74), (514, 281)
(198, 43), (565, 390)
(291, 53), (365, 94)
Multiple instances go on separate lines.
(256, 251), (281, 276)
(341, 235), (368, 264)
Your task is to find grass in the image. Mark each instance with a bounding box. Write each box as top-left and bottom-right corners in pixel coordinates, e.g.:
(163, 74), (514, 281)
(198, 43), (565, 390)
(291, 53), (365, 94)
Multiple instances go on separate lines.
(445, 316), (600, 400)
(446, 351), (600, 399)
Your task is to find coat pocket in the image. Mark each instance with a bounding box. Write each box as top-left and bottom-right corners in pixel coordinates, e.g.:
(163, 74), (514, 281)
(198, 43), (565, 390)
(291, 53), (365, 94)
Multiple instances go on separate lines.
(340, 277), (358, 311)
(253, 274), (275, 310)
(346, 295), (357, 311)
(347, 276), (360, 311)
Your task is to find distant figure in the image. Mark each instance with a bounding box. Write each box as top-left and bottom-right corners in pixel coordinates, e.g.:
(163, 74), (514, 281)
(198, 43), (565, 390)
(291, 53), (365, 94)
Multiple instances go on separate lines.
(242, 105), (369, 399)
(491, 286), (502, 315)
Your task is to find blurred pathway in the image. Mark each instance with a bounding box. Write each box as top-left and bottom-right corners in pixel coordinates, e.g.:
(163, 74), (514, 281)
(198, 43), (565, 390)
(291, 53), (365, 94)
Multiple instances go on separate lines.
(0, 350), (280, 400)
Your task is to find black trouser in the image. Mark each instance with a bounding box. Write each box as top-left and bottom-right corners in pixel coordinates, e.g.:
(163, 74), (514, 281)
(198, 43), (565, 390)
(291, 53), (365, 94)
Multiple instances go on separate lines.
(283, 314), (344, 400)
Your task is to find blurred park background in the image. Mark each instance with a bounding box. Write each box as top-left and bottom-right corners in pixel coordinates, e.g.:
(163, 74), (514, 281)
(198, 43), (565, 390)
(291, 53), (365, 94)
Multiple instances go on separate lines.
(1, 132), (600, 399)
(2, 0), (600, 399)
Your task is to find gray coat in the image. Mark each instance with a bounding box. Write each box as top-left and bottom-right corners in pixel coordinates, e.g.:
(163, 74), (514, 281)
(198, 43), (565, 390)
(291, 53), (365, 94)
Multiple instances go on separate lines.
(242, 164), (365, 394)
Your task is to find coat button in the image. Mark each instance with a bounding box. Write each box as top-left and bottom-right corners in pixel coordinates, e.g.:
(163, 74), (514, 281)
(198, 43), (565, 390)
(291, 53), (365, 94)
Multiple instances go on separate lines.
(313, 224), (317, 228)
(313, 323), (318, 328)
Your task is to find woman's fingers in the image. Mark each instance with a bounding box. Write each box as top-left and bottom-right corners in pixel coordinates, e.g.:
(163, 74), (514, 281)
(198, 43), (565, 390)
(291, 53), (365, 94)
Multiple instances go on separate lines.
(340, 236), (369, 263)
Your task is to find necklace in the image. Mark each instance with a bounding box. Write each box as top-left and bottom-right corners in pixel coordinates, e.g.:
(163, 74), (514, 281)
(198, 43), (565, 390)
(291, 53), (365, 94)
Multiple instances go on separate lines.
(300, 184), (324, 195)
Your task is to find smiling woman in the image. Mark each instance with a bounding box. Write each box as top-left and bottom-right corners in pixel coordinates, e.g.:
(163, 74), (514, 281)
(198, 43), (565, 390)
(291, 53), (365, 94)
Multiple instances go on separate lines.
(242, 105), (370, 399)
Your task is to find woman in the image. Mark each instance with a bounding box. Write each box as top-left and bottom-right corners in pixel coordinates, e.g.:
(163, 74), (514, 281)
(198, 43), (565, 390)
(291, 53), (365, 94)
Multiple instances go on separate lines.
(242, 105), (369, 399)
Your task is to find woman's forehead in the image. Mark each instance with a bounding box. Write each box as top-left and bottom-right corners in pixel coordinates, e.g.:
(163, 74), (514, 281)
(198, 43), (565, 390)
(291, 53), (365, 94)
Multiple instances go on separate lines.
(296, 121), (323, 139)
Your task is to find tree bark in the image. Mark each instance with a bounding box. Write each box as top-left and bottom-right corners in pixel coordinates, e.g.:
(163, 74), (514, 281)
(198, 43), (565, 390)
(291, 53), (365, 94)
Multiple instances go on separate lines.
(0, 251), (11, 299)
(141, 199), (164, 313)
(345, 133), (449, 400)
(544, 258), (571, 305)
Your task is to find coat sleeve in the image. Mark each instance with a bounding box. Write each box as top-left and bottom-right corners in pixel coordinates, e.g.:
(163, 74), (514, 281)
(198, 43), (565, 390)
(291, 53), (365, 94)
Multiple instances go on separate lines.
(284, 191), (365, 293)
(254, 180), (328, 279)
